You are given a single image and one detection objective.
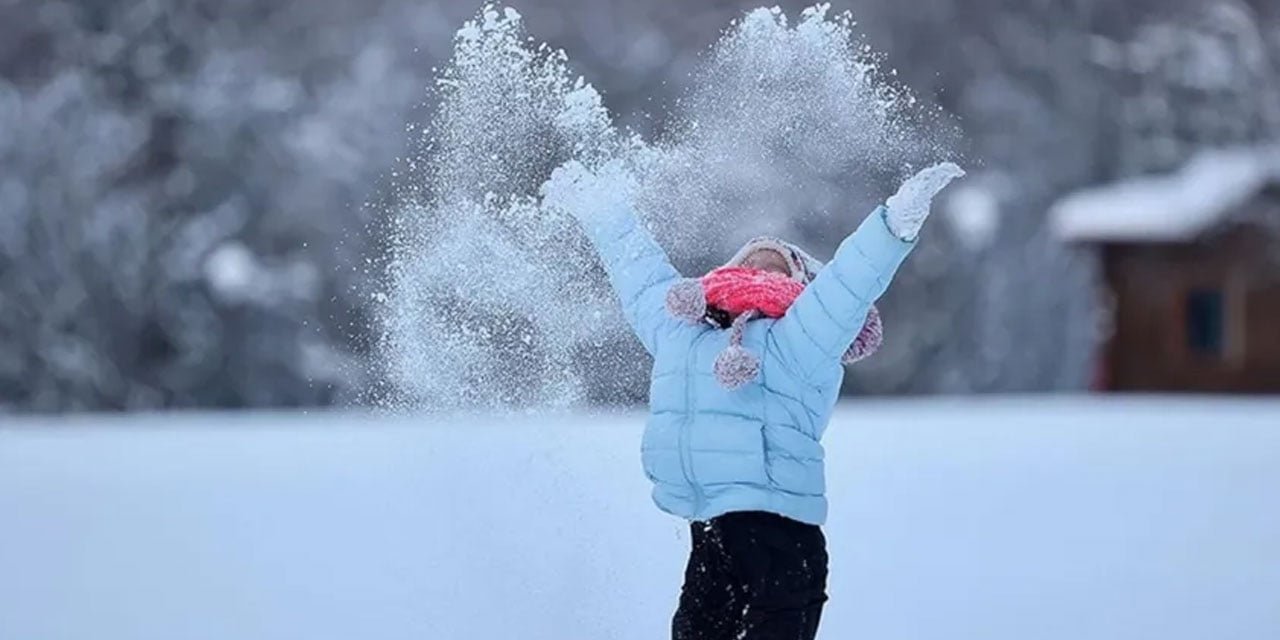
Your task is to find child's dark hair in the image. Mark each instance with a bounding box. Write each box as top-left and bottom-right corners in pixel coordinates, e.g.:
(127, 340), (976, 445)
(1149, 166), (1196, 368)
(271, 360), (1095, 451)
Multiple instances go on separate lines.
(705, 305), (734, 329)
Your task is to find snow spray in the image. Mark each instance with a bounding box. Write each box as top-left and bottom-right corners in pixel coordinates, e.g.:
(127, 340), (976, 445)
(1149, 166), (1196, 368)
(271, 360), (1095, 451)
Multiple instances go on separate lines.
(371, 4), (956, 412)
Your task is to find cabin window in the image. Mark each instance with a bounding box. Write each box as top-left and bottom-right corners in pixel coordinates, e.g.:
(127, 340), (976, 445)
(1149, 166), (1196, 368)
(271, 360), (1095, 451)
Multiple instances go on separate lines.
(1184, 288), (1225, 356)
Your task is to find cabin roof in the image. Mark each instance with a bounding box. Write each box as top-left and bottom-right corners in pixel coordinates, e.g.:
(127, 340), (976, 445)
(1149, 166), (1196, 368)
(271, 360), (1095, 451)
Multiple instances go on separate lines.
(1049, 146), (1280, 243)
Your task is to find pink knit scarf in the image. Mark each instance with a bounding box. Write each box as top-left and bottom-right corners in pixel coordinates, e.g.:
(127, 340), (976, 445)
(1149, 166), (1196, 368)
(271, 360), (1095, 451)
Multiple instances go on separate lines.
(701, 266), (805, 318)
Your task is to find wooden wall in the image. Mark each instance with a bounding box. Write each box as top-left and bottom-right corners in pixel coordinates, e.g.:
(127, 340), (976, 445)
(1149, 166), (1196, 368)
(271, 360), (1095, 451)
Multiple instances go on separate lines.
(1101, 220), (1280, 393)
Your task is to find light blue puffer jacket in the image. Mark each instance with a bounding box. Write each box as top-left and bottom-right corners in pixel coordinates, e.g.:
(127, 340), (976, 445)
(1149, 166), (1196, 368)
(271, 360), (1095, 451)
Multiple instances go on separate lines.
(582, 203), (916, 526)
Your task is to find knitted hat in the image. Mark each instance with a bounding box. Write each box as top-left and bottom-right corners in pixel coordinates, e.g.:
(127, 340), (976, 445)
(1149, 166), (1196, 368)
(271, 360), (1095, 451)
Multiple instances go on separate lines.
(664, 237), (884, 389)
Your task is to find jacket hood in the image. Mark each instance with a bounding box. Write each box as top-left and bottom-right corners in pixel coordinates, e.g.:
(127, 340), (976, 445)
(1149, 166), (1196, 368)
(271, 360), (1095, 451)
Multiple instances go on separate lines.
(722, 237), (824, 284)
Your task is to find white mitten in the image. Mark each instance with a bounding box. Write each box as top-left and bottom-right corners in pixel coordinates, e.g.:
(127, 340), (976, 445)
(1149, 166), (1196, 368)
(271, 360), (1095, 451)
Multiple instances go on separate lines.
(884, 162), (965, 242)
(540, 159), (636, 232)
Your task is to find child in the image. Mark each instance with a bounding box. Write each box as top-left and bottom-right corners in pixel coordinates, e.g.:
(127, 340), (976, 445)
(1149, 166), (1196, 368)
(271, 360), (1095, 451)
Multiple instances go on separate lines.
(542, 160), (963, 640)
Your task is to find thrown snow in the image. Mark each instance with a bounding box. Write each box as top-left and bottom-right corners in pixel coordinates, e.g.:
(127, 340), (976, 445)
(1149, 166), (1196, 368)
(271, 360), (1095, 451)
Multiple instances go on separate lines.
(375, 3), (956, 412)
(2, 398), (1279, 640)
(1050, 145), (1280, 242)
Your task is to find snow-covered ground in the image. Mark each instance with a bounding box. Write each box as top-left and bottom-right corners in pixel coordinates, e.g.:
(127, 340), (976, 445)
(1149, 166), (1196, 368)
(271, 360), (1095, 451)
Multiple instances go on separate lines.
(2, 397), (1278, 640)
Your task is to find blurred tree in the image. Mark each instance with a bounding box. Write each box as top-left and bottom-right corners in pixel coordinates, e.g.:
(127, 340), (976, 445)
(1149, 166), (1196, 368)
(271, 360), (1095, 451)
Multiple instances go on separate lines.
(0, 0), (445, 410)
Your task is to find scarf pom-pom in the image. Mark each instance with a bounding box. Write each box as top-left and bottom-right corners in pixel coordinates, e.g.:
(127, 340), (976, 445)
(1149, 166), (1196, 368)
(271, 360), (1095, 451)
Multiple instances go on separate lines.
(665, 278), (707, 323)
(842, 305), (883, 364)
(714, 345), (760, 390)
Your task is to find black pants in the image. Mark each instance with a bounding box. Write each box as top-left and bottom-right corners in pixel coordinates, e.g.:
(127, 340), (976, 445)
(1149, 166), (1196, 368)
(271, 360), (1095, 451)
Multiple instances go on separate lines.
(672, 511), (828, 640)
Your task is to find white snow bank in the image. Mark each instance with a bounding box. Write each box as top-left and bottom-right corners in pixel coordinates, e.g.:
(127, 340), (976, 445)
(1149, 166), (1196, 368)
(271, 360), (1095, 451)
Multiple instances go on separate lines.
(2, 398), (1279, 640)
(1050, 146), (1280, 242)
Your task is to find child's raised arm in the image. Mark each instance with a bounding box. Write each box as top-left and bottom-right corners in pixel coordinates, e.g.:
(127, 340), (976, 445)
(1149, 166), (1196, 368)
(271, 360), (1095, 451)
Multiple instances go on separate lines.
(769, 163), (964, 379)
(541, 160), (686, 356)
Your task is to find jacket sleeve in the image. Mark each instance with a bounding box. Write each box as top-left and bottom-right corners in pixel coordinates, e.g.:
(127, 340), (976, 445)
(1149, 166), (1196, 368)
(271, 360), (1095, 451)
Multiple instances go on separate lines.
(577, 201), (685, 356)
(769, 205), (915, 379)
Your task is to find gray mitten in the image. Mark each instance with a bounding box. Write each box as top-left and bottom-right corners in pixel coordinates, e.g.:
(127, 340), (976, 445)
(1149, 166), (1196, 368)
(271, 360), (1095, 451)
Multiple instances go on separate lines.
(884, 162), (965, 242)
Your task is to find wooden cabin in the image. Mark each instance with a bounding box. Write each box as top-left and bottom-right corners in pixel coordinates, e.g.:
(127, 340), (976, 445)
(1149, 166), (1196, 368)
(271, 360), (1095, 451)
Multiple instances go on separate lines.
(1051, 148), (1280, 393)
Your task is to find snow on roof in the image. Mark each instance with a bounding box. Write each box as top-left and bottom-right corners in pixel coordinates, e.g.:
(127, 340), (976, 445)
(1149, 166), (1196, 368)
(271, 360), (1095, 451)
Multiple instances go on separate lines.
(1050, 146), (1280, 243)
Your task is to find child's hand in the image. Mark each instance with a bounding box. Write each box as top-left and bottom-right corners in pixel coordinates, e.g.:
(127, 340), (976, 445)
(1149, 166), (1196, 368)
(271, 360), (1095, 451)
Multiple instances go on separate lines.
(884, 162), (965, 241)
(541, 159), (636, 227)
